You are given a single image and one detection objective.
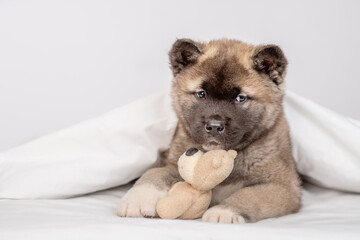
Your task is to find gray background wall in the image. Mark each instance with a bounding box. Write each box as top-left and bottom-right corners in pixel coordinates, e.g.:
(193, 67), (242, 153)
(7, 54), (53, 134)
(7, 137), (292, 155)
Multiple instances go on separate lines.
(0, 0), (359, 151)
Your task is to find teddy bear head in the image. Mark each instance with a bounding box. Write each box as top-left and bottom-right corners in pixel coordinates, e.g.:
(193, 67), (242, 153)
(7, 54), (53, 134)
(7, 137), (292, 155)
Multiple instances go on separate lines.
(178, 148), (237, 191)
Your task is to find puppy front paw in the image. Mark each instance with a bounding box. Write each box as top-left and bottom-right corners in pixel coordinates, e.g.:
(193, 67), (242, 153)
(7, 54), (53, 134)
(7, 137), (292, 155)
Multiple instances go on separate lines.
(202, 205), (245, 224)
(117, 184), (167, 218)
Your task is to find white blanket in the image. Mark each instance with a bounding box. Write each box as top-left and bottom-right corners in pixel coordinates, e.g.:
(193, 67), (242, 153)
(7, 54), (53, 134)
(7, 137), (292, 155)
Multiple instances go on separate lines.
(1, 183), (359, 240)
(0, 91), (360, 199)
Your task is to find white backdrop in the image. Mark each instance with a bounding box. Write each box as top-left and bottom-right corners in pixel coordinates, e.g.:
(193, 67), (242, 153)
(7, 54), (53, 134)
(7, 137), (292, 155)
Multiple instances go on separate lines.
(0, 0), (359, 151)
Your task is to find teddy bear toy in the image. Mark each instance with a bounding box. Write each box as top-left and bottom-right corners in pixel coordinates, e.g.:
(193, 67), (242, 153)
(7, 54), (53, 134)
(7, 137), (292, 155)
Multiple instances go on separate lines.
(156, 147), (237, 220)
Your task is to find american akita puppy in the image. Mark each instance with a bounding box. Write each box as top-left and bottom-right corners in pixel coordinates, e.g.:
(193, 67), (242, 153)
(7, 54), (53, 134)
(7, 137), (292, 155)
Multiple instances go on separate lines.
(117, 39), (301, 223)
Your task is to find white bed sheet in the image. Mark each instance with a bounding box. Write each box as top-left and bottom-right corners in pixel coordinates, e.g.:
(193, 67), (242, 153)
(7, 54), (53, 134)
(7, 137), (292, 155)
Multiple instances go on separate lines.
(1, 183), (359, 240)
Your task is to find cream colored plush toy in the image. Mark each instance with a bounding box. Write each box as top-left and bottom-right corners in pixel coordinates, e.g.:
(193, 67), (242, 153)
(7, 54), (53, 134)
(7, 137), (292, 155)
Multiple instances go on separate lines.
(156, 148), (237, 220)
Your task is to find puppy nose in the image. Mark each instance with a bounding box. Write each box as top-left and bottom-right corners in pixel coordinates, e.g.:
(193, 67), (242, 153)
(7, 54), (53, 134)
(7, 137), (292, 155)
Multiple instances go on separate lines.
(205, 120), (225, 135)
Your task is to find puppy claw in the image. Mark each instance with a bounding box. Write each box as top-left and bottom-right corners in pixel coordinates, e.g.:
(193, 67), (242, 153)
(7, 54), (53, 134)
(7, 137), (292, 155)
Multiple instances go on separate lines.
(202, 205), (246, 224)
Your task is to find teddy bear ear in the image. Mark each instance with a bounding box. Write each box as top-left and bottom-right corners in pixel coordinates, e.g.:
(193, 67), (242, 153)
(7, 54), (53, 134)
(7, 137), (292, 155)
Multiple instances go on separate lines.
(212, 157), (223, 169)
(228, 150), (237, 159)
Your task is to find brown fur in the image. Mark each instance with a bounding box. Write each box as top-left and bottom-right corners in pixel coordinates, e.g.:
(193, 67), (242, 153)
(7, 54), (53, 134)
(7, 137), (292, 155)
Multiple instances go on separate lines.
(120, 38), (301, 223)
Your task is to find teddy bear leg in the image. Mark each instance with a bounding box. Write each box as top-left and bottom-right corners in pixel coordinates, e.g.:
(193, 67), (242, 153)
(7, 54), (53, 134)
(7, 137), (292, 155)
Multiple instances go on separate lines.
(179, 191), (211, 220)
(156, 191), (194, 219)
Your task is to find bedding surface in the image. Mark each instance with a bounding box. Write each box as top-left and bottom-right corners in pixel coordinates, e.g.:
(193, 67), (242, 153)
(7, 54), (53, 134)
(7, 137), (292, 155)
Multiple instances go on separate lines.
(1, 183), (359, 240)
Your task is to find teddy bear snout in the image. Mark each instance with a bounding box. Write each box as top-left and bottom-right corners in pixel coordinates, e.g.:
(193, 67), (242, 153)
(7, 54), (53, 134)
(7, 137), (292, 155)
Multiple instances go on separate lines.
(185, 148), (199, 156)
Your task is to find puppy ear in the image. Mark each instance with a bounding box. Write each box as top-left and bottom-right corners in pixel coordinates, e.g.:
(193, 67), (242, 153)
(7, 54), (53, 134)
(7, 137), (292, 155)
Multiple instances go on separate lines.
(252, 45), (288, 84)
(169, 39), (203, 76)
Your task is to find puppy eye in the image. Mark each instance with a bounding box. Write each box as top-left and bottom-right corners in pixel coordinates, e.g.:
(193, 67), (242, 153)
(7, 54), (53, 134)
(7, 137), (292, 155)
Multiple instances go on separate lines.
(195, 91), (206, 99)
(235, 94), (247, 103)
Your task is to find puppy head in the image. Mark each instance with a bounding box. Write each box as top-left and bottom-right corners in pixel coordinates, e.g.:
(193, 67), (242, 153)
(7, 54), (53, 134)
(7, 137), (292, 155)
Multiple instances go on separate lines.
(169, 39), (288, 151)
